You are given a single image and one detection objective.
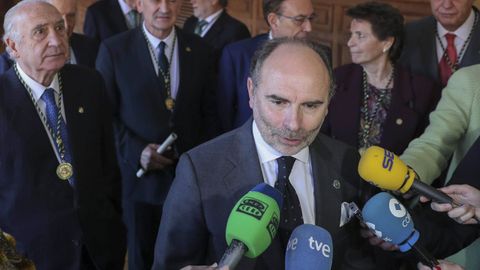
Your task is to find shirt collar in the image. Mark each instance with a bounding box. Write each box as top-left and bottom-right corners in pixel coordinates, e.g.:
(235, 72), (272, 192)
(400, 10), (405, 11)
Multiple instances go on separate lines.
(142, 23), (176, 50)
(15, 63), (60, 103)
(203, 8), (223, 24)
(252, 120), (309, 164)
(437, 9), (475, 41)
(118, 0), (133, 16)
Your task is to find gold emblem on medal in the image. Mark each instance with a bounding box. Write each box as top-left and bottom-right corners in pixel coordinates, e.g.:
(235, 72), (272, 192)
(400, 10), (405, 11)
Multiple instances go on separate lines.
(57, 162), (73, 180)
(165, 97), (175, 110)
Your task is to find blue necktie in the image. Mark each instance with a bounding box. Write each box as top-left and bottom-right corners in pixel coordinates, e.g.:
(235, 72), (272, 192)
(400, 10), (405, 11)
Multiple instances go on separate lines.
(158, 41), (169, 77)
(275, 156), (303, 248)
(41, 88), (75, 187)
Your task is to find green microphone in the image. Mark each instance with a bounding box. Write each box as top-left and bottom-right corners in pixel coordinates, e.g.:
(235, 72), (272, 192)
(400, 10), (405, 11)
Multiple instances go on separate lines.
(218, 183), (283, 269)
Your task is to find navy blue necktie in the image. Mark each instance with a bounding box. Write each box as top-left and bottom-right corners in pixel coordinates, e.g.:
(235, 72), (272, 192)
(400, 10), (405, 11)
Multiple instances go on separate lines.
(275, 156), (303, 248)
(42, 88), (75, 187)
(158, 41), (169, 77)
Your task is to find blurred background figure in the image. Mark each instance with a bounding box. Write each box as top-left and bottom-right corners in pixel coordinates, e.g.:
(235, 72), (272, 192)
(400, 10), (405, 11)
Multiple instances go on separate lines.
(322, 1), (440, 156)
(183, 0), (250, 65)
(399, 0), (480, 87)
(84, 0), (142, 42)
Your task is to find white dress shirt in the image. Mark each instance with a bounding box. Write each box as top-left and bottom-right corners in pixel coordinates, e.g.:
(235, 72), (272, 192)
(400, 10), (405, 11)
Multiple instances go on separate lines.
(252, 121), (316, 224)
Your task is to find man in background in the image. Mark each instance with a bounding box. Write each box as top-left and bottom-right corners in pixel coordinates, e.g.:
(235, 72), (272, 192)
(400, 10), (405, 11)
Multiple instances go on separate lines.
(84, 0), (141, 42)
(216, 0), (331, 133)
(183, 0), (250, 62)
(0, 1), (125, 269)
(399, 0), (480, 87)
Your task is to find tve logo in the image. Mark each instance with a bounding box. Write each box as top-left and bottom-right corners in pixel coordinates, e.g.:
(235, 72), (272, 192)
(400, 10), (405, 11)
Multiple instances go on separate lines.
(286, 236), (331, 258)
(382, 149), (394, 171)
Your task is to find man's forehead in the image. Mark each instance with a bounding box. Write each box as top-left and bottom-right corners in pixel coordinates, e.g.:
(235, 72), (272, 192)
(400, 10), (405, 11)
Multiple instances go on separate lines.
(20, 5), (62, 24)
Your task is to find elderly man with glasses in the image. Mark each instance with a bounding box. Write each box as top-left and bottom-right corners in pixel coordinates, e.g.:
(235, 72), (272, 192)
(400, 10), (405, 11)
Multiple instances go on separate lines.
(216, 0), (331, 133)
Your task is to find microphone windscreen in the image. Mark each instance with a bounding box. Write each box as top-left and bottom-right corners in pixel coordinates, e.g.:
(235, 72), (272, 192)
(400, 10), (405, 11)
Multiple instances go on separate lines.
(362, 192), (419, 252)
(358, 146), (415, 193)
(225, 183), (282, 258)
(285, 224), (333, 270)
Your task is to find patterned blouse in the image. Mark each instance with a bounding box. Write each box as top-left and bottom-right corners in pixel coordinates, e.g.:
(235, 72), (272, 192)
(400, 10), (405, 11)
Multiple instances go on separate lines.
(358, 83), (393, 150)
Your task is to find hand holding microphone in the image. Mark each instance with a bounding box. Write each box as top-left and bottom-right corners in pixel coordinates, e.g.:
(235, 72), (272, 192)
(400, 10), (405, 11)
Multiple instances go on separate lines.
(420, 184), (480, 224)
(362, 192), (439, 268)
(137, 133), (177, 178)
(358, 146), (454, 204)
(217, 183), (283, 269)
(285, 224), (333, 270)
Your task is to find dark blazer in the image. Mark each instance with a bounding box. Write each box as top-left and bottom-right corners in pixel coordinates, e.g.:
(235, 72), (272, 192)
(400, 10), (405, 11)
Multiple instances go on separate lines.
(0, 65), (126, 270)
(217, 34), (332, 133)
(84, 0), (128, 42)
(96, 27), (218, 204)
(449, 134), (480, 189)
(398, 8), (480, 84)
(183, 10), (250, 59)
(153, 119), (380, 270)
(69, 32), (99, 68)
(0, 33), (98, 73)
(322, 64), (441, 155)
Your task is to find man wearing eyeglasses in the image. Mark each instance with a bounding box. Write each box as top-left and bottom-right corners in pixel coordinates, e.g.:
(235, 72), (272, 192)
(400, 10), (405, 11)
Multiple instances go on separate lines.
(216, 0), (331, 133)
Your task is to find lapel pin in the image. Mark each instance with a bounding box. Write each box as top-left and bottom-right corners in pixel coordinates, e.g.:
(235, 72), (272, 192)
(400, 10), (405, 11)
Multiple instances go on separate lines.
(395, 118), (403, 125)
(186, 47), (192, 52)
(332, 179), (341, 190)
(78, 106), (84, 114)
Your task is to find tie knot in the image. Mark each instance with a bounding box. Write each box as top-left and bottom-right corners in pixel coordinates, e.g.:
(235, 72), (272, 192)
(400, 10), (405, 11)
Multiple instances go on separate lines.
(445, 33), (456, 45)
(277, 156), (296, 176)
(194, 20), (208, 35)
(158, 41), (166, 54)
(41, 88), (56, 103)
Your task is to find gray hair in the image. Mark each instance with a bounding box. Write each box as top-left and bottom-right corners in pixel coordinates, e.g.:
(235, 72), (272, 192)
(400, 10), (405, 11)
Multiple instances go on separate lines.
(2, 0), (50, 56)
(249, 37), (336, 99)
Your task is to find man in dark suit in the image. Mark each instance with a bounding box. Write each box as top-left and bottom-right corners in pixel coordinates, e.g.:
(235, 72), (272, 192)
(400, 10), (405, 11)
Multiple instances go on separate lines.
(96, 0), (218, 269)
(153, 38), (377, 270)
(399, 0), (480, 87)
(183, 0), (250, 61)
(217, 0), (331, 133)
(0, 0), (98, 73)
(84, 0), (140, 42)
(0, 1), (125, 269)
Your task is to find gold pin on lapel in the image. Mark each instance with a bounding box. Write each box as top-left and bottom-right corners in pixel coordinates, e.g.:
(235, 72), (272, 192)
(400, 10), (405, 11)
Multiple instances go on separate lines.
(78, 106), (84, 114)
(332, 179), (341, 190)
(186, 47), (192, 52)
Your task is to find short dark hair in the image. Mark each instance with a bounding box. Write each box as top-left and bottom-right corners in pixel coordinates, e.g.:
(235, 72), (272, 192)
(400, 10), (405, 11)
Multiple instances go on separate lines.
(262, 0), (285, 25)
(219, 0), (228, 8)
(249, 37), (335, 99)
(347, 1), (404, 63)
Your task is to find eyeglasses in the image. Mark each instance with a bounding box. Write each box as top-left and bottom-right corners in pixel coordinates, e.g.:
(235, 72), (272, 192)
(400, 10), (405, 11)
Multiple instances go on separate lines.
(276, 13), (317, 26)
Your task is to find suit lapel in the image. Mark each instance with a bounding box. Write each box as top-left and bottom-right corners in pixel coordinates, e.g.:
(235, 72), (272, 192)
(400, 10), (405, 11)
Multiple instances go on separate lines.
(203, 11), (226, 44)
(110, 0), (129, 32)
(174, 28), (192, 113)
(310, 139), (342, 235)
(223, 120), (284, 270)
(460, 8), (480, 67)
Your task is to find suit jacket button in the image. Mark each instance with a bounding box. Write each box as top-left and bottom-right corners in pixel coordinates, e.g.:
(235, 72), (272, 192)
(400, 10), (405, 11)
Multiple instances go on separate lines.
(395, 118), (403, 125)
(332, 179), (341, 189)
(72, 240), (81, 247)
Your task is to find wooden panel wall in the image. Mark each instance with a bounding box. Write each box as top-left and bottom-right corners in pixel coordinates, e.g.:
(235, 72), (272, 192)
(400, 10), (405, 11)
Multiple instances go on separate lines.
(2, 0), (480, 65)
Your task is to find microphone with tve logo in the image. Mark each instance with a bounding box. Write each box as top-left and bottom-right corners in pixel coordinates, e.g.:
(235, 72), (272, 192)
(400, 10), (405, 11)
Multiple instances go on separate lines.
(285, 224), (333, 270)
(362, 192), (439, 268)
(217, 183), (282, 269)
(358, 146), (454, 204)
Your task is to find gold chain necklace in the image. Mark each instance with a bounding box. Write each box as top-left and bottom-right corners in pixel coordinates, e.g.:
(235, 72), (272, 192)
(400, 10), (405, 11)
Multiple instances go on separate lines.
(142, 27), (177, 111)
(359, 66), (395, 155)
(14, 64), (74, 181)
